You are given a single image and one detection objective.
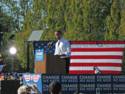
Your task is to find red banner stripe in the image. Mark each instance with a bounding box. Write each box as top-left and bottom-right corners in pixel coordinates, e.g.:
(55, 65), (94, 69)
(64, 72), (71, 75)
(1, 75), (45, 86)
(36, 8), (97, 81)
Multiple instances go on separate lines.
(69, 70), (121, 74)
(70, 63), (122, 67)
(71, 56), (123, 59)
(69, 70), (94, 74)
(71, 48), (124, 52)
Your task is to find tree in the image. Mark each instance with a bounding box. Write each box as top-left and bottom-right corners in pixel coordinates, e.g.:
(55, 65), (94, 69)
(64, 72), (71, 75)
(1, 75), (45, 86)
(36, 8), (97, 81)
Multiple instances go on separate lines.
(105, 0), (121, 40)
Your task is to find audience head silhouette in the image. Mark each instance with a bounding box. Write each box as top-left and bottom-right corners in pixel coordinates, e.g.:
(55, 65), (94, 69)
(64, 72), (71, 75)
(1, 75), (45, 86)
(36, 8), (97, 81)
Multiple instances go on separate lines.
(48, 81), (61, 94)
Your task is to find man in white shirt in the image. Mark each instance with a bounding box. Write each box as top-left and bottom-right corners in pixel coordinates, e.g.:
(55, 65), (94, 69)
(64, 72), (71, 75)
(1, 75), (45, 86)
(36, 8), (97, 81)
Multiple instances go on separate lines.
(54, 31), (70, 56)
(54, 31), (70, 73)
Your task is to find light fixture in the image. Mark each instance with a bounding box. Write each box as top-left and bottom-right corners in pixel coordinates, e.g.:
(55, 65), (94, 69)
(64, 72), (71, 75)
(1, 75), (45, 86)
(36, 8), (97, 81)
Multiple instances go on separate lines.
(9, 46), (17, 55)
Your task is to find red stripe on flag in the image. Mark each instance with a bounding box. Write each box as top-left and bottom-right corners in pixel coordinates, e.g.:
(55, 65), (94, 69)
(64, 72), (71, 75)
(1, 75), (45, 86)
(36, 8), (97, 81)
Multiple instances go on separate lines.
(69, 70), (94, 74)
(70, 56), (123, 59)
(69, 70), (121, 74)
(71, 41), (125, 44)
(70, 63), (122, 67)
(71, 48), (124, 52)
(101, 71), (121, 74)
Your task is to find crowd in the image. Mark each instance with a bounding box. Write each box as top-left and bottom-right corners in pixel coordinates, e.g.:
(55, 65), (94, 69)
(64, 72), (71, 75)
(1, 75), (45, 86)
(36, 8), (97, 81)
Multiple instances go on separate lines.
(4, 72), (23, 80)
(17, 81), (84, 94)
(0, 73), (85, 94)
(0, 72), (23, 80)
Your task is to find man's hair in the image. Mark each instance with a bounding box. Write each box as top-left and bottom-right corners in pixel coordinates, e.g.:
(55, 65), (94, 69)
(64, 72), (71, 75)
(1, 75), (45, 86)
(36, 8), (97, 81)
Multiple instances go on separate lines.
(55, 30), (62, 34)
(48, 81), (61, 94)
(17, 85), (27, 94)
(17, 84), (39, 94)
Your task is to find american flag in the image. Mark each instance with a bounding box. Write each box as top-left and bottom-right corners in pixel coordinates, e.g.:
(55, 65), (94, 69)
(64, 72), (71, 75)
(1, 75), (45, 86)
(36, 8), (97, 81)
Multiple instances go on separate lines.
(69, 41), (125, 74)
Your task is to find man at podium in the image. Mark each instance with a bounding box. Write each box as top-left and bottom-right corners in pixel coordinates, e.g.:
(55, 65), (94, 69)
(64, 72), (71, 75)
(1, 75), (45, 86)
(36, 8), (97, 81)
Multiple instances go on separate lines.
(54, 30), (70, 73)
(34, 31), (70, 74)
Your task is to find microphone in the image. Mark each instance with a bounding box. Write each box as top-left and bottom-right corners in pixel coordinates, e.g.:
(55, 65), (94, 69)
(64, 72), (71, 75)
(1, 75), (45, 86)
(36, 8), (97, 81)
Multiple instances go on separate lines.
(47, 41), (54, 48)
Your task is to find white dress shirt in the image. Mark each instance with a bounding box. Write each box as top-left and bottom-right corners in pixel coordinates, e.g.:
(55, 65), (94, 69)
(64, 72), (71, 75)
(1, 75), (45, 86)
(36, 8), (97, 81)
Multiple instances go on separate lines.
(54, 38), (70, 56)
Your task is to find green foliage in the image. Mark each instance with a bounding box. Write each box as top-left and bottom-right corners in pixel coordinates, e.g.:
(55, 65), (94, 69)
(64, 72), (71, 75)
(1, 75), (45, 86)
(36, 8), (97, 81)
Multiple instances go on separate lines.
(105, 0), (121, 40)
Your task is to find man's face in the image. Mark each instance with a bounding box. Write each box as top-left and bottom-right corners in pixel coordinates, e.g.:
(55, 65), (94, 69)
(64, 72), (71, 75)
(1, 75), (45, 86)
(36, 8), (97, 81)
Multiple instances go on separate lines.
(55, 31), (62, 40)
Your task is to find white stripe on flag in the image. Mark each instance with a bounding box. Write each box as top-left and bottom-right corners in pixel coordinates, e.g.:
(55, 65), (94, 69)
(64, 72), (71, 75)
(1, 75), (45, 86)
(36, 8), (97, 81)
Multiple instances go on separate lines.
(71, 52), (123, 56)
(69, 66), (121, 71)
(70, 59), (122, 63)
(71, 44), (125, 48)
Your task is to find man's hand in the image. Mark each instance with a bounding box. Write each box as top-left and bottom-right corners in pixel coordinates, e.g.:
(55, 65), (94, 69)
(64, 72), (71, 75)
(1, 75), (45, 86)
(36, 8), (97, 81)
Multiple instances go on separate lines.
(60, 54), (69, 58)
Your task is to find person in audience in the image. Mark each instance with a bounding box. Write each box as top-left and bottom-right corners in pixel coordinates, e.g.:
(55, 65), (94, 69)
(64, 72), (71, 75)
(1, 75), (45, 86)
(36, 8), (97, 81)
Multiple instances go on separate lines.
(31, 84), (41, 94)
(48, 81), (62, 94)
(17, 85), (27, 94)
(17, 84), (39, 94)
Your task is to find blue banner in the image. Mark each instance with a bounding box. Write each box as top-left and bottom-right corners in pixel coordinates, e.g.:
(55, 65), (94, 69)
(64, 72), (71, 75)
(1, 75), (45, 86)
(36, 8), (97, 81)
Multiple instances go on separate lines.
(42, 74), (125, 94)
(34, 49), (44, 62)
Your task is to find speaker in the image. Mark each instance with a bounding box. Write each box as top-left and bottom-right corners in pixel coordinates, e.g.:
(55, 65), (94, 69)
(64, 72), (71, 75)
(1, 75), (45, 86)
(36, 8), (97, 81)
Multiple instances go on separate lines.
(0, 80), (20, 94)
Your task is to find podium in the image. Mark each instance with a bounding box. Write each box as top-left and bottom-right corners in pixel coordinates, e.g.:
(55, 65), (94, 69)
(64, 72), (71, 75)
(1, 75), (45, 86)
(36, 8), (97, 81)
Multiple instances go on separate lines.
(35, 54), (66, 74)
